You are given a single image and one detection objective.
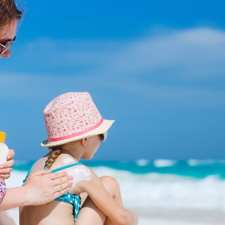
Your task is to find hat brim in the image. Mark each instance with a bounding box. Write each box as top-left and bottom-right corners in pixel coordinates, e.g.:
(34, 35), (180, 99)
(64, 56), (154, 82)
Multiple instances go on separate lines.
(41, 119), (114, 148)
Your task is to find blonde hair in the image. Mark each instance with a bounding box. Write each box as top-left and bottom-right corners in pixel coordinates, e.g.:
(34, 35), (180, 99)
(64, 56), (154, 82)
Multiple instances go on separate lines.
(44, 149), (62, 170)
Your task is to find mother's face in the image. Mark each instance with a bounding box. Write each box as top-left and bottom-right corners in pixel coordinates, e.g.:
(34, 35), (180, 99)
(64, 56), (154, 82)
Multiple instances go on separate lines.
(0, 19), (18, 58)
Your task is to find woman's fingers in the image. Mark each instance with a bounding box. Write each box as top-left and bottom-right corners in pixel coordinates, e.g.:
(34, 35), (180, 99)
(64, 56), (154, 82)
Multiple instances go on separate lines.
(0, 167), (12, 174)
(0, 174), (10, 179)
(0, 150), (15, 168)
(43, 171), (73, 193)
(49, 171), (71, 180)
(51, 172), (73, 196)
(54, 185), (71, 199)
(0, 150), (15, 179)
(0, 167), (12, 179)
(54, 184), (63, 192)
(7, 150), (15, 161)
(31, 170), (49, 177)
(24, 170), (73, 205)
(52, 175), (72, 187)
(54, 182), (71, 192)
(32, 170), (73, 186)
(0, 160), (14, 169)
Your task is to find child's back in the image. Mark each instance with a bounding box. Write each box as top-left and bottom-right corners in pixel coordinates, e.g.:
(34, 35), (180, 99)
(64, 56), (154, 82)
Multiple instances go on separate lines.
(20, 153), (91, 225)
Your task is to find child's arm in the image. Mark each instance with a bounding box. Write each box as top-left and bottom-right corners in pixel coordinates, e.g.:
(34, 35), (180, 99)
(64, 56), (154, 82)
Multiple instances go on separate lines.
(75, 173), (137, 225)
(49, 159), (137, 225)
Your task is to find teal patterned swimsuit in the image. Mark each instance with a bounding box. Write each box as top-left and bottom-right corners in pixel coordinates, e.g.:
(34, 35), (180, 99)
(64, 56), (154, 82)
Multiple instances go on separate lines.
(24, 161), (82, 222)
(51, 162), (82, 220)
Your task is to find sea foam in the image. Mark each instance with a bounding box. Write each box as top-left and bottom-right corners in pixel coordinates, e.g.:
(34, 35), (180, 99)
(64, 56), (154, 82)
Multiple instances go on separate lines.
(4, 164), (225, 225)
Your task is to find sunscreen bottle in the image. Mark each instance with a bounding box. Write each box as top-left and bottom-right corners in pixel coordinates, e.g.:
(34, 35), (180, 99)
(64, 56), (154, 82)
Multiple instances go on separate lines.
(0, 132), (9, 164)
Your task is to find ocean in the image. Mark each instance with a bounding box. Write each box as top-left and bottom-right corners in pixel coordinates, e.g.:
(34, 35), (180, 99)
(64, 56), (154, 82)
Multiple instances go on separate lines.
(14, 159), (225, 178)
(3, 159), (225, 225)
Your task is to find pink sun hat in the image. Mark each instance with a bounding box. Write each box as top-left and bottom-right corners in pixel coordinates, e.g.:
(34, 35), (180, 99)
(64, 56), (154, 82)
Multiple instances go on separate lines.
(41, 92), (114, 148)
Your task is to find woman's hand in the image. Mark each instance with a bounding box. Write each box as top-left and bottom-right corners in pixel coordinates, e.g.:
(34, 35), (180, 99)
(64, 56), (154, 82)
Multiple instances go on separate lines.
(23, 170), (73, 206)
(0, 150), (15, 179)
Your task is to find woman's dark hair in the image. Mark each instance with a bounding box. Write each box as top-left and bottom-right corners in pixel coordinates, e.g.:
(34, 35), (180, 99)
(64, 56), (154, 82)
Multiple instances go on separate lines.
(0, 0), (22, 28)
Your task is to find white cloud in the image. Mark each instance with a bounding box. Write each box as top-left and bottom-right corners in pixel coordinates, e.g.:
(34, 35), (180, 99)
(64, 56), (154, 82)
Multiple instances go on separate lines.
(9, 38), (123, 72)
(1, 27), (225, 106)
(100, 27), (225, 80)
(5, 27), (225, 80)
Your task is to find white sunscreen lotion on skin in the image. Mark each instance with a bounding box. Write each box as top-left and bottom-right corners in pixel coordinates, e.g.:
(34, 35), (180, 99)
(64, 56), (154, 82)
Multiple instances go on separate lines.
(0, 132), (9, 164)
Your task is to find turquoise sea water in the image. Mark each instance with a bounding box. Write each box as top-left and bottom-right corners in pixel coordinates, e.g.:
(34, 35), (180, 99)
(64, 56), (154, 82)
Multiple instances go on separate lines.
(13, 159), (225, 179)
(10, 159), (225, 211)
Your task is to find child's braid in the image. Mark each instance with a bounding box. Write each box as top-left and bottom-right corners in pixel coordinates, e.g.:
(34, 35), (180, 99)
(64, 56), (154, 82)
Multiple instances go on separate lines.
(44, 149), (62, 170)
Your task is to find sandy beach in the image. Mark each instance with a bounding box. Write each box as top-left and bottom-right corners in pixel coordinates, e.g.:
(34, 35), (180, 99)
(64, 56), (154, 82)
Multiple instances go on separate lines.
(135, 207), (225, 225)
(3, 206), (225, 225)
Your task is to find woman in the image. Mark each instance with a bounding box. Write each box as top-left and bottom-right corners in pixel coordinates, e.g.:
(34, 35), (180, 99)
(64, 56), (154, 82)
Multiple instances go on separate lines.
(0, 0), (73, 212)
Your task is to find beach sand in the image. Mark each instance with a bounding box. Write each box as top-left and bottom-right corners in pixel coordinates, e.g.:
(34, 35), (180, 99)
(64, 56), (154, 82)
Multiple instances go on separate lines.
(2, 206), (225, 225)
(135, 207), (225, 225)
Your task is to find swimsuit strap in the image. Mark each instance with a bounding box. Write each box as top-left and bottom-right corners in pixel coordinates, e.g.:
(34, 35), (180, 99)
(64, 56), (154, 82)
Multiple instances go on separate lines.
(51, 161), (81, 173)
(23, 161), (82, 183)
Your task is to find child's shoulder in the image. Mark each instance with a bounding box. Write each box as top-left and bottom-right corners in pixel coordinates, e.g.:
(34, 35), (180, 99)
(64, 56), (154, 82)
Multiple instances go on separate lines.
(52, 154), (95, 184)
(30, 157), (48, 173)
(51, 153), (76, 168)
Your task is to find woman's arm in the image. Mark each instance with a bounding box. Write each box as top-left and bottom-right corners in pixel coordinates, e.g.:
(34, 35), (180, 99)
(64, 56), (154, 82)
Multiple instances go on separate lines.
(76, 176), (137, 225)
(0, 170), (72, 210)
(0, 186), (29, 210)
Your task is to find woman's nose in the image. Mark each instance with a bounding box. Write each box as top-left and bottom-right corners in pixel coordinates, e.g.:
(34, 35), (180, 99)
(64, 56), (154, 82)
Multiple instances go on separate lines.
(1, 49), (11, 58)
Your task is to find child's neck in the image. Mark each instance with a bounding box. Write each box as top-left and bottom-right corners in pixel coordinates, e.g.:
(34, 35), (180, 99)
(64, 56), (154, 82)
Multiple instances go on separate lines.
(60, 147), (83, 162)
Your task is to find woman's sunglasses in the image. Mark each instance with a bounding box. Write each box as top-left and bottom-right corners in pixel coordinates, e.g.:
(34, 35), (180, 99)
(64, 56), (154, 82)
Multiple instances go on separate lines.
(0, 36), (16, 55)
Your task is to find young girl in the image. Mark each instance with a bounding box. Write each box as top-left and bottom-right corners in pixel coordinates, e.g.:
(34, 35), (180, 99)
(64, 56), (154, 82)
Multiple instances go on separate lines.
(20, 92), (137, 225)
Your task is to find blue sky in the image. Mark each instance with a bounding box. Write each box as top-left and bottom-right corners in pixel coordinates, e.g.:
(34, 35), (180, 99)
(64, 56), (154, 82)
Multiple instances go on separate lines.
(0, 0), (225, 160)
